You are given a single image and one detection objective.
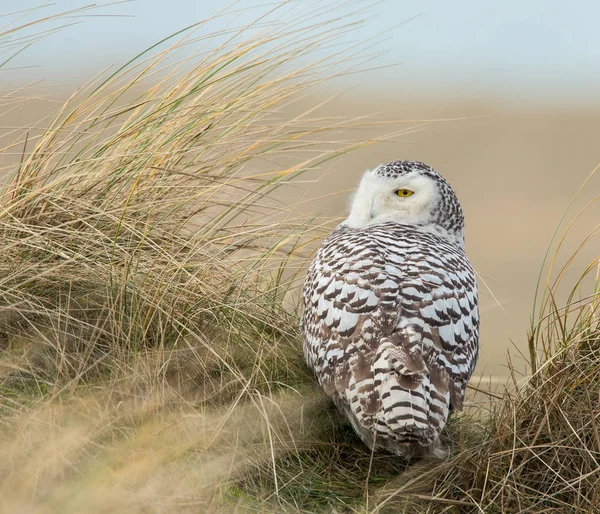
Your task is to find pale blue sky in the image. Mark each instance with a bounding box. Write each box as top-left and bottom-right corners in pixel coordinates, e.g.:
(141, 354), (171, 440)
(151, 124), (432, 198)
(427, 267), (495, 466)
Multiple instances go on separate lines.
(5, 0), (600, 105)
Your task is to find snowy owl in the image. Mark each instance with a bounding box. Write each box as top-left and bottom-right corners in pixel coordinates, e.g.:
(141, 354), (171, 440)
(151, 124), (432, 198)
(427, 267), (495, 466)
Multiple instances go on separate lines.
(300, 160), (479, 458)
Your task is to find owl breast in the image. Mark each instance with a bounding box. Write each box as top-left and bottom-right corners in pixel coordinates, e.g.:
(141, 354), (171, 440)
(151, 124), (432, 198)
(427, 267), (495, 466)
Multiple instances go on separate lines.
(300, 221), (479, 457)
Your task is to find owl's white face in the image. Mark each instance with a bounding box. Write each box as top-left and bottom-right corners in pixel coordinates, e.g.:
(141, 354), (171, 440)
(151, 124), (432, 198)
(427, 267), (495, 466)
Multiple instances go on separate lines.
(345, 169), (439, 229)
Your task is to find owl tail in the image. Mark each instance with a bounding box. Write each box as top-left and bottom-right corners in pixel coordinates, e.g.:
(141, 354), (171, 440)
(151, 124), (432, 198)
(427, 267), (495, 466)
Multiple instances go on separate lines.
(347, 337), (446, 446)
(373, 340), (432, 430)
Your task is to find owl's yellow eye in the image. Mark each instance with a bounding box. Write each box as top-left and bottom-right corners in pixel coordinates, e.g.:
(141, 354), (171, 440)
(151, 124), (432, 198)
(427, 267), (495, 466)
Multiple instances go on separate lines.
(395, 189), (414, 197)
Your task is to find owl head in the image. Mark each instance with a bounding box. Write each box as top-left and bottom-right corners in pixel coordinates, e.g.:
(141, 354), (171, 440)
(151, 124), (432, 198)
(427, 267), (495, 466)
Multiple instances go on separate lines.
(344, 160), (465, 246)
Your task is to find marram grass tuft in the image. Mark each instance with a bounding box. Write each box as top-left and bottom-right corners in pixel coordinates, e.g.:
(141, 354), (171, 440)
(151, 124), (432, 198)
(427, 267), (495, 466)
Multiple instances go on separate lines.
(0, 3), (407, 512)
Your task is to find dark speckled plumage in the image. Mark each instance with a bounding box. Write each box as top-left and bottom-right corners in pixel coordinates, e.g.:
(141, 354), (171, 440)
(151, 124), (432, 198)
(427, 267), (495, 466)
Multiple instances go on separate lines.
(300, 161), (479, 457)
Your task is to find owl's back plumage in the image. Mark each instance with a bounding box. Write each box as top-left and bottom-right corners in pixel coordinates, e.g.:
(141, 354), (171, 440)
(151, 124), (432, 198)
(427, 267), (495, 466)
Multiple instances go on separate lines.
(300, 160), (479, 457)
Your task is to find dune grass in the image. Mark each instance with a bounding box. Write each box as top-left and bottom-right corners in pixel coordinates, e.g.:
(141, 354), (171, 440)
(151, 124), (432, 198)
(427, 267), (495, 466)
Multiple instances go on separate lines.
(0, 4), (406, 512)
(1, 3), (599, 513)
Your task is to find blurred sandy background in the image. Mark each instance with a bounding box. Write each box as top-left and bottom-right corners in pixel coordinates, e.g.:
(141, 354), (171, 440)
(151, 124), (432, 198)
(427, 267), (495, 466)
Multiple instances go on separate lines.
(275, 95), (600, 382)
(3, 1), (600, 382)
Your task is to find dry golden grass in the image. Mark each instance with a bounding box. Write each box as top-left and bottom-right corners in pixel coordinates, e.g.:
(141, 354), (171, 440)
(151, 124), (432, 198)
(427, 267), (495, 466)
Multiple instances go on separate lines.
(1, 3), (599, 513)
(0, 3), (406, 512)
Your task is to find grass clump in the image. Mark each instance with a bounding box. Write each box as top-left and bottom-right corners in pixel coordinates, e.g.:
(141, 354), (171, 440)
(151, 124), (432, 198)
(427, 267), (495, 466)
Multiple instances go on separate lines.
(0, 2), (373, 395)
(0, 4), (393, 512)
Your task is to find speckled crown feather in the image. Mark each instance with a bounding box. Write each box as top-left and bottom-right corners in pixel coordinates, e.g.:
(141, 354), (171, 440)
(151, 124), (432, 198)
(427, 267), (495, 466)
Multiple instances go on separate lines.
(375, 160), (465, 239)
